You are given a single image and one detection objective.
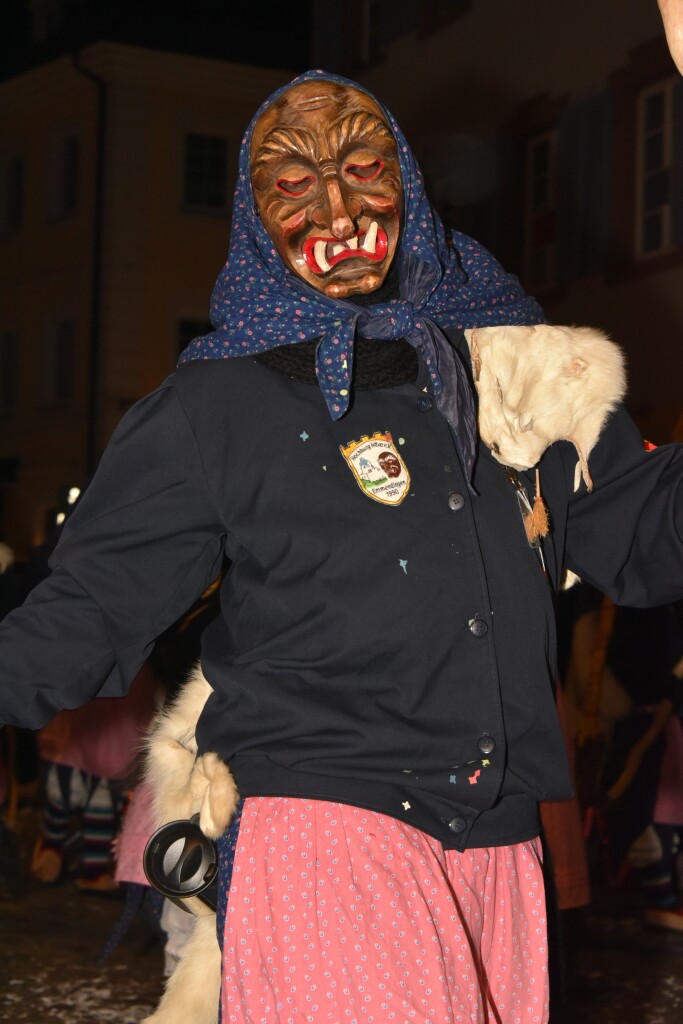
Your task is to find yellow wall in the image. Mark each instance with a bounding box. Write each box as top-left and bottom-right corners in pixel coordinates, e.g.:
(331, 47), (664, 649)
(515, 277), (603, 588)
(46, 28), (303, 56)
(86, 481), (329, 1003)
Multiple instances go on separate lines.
(0, 45), (288, 554)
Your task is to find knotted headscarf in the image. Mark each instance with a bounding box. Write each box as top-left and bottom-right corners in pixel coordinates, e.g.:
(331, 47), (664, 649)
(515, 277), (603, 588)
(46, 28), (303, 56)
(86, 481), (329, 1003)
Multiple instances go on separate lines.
(179, 70), (544, 485)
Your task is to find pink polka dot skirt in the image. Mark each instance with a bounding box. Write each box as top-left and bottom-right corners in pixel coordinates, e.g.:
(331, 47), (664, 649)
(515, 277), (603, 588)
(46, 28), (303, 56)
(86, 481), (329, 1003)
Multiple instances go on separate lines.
(221, 798), (548, 1024)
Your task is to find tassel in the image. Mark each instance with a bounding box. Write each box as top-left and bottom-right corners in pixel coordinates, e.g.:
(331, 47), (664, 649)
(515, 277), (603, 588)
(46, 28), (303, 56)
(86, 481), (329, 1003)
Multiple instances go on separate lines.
(524, 468), (549, 543)
(531, 468), (549, 537)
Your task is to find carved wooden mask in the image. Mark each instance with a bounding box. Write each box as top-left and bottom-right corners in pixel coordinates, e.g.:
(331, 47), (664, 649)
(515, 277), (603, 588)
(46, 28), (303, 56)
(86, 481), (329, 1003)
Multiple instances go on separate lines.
(250, 80), (403, 299)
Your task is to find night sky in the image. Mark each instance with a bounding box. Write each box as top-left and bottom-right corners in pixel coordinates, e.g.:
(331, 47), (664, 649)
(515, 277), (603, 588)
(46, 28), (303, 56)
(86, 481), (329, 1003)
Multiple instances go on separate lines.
(0, 0), (315, 82)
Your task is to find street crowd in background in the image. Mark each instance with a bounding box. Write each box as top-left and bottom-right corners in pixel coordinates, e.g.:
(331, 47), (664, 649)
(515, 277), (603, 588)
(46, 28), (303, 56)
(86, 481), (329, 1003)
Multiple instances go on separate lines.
(0, 531), (223, 974)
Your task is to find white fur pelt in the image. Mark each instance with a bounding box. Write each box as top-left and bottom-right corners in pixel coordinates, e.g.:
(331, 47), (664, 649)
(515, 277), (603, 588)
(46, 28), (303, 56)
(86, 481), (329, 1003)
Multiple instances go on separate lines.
(141, 664), (236, 1024)
(466, 324), (626, 491)
(140, 914), (220, 1024)
(144, 664), (238, 839)
(139, 324), (627, 1022)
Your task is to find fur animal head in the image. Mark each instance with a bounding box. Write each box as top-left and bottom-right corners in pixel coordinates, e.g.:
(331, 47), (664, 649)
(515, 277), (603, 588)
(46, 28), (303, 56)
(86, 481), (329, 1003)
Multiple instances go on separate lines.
(467, 324), (627, 490)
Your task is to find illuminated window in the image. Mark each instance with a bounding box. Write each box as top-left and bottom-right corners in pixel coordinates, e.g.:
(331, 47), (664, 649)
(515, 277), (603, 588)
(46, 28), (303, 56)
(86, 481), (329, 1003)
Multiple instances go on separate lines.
(635, 79), (677, 258)
(183, 134), (228, 210)
(524, 131), (558, 289)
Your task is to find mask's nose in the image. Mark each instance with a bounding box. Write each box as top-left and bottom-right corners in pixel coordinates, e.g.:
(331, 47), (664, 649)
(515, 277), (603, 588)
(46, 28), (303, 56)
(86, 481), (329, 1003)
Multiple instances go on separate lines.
(312, 174), (360, 240)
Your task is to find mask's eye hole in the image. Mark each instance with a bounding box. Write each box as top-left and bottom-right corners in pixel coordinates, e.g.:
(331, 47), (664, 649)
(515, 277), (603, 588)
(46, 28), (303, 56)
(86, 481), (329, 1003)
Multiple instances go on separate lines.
(345, 159), (383, 180)
(276, 176), (315, 196)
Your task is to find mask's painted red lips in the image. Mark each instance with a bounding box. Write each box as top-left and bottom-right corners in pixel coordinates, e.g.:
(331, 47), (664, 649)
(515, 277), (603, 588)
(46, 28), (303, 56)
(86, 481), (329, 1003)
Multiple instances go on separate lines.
(302, 223), (388, 275)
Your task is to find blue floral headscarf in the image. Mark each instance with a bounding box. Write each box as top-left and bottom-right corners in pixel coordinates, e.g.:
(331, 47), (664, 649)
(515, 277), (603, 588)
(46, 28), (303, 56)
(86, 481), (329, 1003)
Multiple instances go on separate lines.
(179, 70), (543, 485)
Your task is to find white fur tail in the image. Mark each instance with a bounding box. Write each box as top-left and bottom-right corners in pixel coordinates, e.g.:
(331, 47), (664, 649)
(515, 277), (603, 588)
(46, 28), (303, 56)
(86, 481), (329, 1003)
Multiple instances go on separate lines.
(139, 915), (220, 1024)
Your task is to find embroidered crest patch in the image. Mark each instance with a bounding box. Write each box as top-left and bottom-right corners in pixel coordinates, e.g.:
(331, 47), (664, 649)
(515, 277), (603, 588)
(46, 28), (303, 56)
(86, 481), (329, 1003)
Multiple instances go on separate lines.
(340, 431), (410, 506)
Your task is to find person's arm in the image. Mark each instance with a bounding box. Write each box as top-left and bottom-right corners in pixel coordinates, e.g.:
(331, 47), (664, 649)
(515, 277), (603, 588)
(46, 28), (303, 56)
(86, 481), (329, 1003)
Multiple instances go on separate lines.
(563, 405), (683, 607)
(606, 697), (673, 801)
(0, 379), (226, 729)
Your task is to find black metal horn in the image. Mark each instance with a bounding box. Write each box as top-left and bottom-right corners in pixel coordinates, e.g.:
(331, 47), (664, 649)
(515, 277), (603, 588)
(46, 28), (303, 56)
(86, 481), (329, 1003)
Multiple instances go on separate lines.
(143, 816), (218, 911)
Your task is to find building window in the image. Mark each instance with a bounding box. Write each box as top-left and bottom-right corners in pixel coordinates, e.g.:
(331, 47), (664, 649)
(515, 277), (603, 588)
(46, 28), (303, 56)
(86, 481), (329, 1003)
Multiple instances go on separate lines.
(183, 134), (228, 210)
(0, 154), (23, 233)
(0, 333), (18, 412)
(635, 78), (677, 258)
(40, 319), (74, 408)
(524, 131), (558, 289)
(48, 134), (80, 220)
(178, 319), (213, 355)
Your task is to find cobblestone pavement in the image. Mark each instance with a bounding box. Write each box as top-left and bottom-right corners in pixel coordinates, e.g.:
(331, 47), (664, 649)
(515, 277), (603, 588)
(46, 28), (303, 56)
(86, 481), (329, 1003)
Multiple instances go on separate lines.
(2, 808), (683, 1023)
(0, 880), (164, 1022)
(570, 889), (683, 1024)
(0, 807), (164, 1024)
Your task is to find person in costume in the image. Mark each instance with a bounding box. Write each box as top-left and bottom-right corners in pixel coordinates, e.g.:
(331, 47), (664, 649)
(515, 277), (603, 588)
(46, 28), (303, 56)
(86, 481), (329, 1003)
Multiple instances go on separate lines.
(2, 71), (683, 1023)
(659, 0), (683, 74)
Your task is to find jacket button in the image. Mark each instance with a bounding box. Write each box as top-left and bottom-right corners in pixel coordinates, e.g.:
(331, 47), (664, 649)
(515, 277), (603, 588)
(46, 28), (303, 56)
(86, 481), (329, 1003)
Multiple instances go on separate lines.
(478, 735), (495, 755)
(448, 816), (467, 834)
(416, 395), (432, 412)
(448, 492), (465, 511)
(469, 618), (488, 637)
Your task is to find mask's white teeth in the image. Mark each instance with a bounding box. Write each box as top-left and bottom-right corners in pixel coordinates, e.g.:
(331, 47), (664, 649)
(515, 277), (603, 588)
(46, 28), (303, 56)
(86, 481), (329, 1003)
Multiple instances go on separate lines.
(332, 244), (345, 256)
(314, 239), (331, 272)
(348, 236), (359, 250)
(363, 221), (378, 254)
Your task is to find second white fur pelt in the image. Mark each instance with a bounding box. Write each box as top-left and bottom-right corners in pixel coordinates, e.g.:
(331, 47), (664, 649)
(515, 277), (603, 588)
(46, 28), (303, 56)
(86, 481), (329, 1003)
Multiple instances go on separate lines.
(142, 664), (233, 1024)
(140, 914), (220, 1024)
(145, 666), (239, 840)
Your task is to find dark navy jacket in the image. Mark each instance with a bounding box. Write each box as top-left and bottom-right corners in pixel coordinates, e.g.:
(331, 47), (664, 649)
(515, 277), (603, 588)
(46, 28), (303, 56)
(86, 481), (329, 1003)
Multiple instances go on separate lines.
(1, 334), (682, 849)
